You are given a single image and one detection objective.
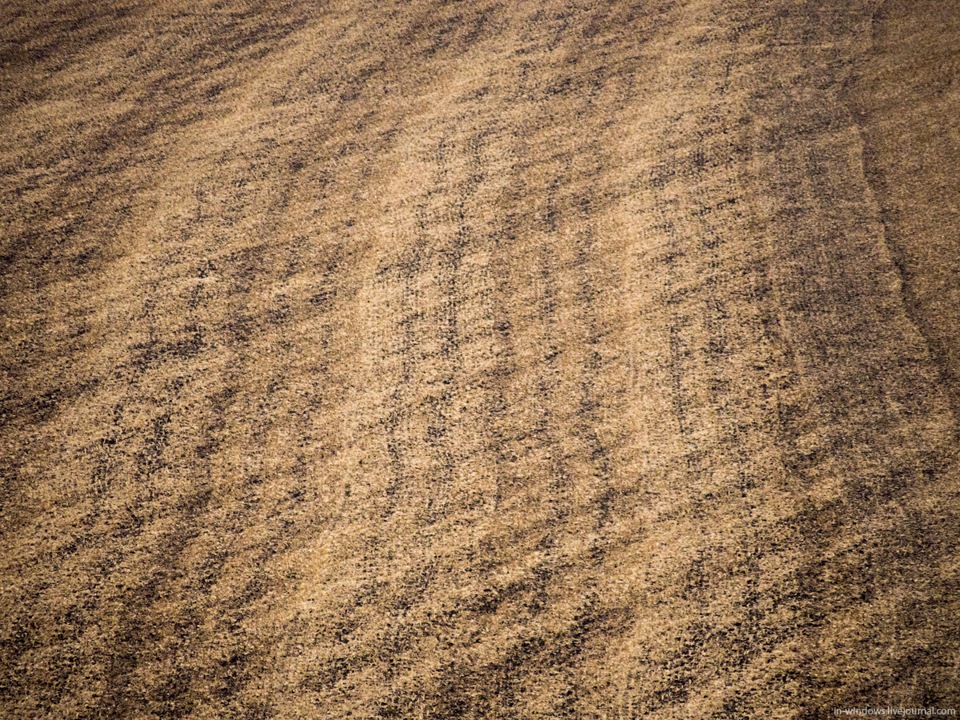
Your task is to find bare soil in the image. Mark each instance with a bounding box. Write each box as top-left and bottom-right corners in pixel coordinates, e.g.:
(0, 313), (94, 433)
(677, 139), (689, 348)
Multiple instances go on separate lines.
(2, 1), (958, 717)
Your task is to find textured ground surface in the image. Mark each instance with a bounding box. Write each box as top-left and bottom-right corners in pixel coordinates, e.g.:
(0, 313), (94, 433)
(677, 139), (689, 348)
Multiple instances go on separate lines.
(2, 0), (959, 717)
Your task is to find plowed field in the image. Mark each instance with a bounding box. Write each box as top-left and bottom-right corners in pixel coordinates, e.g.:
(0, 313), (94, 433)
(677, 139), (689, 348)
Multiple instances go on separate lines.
(2, 1), (959, 717)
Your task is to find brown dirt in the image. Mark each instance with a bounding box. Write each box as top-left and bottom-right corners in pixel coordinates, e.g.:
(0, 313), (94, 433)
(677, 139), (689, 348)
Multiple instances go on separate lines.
(2, 1), (958, 718)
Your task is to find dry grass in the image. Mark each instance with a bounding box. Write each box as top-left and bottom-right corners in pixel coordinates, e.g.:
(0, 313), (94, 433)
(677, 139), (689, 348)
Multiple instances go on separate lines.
(2, 0), (959, 717)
